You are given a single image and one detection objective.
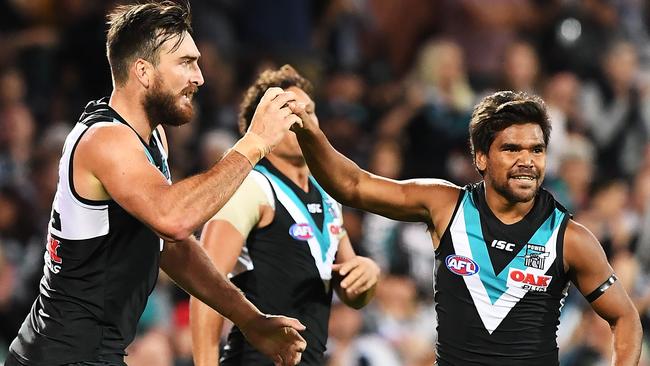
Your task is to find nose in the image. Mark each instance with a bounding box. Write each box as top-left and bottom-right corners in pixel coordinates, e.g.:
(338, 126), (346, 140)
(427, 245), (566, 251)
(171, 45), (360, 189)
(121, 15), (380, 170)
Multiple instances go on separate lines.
(517, 150), (534, 167)
(191, 65), (204, 87)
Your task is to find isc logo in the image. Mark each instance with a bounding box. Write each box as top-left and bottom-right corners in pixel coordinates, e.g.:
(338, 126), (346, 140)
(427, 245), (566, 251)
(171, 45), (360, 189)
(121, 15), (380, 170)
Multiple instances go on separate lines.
(445, 255), (480, 276)
(507, 268), (552, 292)
(289, 223), (314, 241)
(491, 239), (515, 252)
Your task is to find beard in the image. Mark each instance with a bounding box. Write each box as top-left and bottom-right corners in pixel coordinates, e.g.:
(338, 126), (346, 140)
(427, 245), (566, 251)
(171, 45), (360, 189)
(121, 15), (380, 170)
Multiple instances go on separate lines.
(143, 77), (196, 127)
(488, 170), (542, 204)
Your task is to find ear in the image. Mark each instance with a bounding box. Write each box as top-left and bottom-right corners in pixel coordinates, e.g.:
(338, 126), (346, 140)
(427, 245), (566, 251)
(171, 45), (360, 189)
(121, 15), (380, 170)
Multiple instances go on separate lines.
(133, 58), (154, 88)
(475, 151), (487, 172)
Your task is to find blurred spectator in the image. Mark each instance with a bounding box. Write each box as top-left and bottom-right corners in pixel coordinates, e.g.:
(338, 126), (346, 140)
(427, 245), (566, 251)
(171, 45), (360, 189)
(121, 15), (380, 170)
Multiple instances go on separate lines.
(498, 39), (541, 94)
(326, 301), (402, 366)
(581, 40), (650, 179)
(543, 72), (583, 178)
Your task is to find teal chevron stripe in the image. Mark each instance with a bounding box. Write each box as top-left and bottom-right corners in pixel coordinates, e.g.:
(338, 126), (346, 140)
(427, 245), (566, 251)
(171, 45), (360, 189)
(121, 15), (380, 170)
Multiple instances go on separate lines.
(255, 166), (332, 261)
(463, 195), (565, 304)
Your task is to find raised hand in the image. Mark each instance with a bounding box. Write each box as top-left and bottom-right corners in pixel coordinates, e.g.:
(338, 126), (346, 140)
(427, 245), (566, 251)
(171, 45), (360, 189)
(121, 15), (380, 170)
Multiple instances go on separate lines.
(248, 87), (303, 154)
(239, 313), (307, 366)
(333, 256), (380, 298)
(288, 100), (318, 132)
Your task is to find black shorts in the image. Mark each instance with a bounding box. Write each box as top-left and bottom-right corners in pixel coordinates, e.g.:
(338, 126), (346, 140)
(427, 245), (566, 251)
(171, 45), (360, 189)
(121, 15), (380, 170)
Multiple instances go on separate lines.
(5, 352), (123, 366)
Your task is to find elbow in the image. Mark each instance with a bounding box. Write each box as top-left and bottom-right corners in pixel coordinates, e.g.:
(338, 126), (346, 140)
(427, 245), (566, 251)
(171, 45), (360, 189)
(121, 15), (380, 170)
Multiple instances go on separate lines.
(154, 214), (195, 242)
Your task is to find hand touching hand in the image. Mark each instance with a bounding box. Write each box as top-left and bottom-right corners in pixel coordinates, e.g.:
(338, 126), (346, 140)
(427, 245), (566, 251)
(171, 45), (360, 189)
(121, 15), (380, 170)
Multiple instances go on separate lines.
(239, 313), (307, 366)
(248, 87), (303, 153)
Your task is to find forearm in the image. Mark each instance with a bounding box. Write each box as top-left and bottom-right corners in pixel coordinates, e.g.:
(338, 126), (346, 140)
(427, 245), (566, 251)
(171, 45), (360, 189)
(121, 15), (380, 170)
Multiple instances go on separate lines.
(294, 127), (364, 206)
(161, 238), (263, 327)
(611, 313), (642, 366)
(190, 296), (224, 366)
(157, 150), (253, 240)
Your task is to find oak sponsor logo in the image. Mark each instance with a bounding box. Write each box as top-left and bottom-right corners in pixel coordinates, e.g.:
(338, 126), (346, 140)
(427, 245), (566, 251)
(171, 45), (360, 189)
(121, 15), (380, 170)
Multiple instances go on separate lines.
(507, 268), (552, 292)
(45, 234), (63, 274)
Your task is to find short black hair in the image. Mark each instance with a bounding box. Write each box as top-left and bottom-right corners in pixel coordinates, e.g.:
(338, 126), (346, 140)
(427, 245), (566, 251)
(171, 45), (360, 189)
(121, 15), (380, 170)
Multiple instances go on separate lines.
(238, 64), (313, 135)
(469, 91), (551, 175)
(106, 1), (192, 86)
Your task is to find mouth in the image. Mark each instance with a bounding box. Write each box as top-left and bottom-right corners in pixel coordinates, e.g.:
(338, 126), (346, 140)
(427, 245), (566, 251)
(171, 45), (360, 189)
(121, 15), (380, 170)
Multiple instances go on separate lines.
(510, 175), (536, 181)
(180, 86), (198, 103)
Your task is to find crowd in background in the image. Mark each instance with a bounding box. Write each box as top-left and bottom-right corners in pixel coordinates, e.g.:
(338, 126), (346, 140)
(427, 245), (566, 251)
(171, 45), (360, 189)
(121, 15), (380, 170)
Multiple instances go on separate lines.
(1, 0), (650, 365)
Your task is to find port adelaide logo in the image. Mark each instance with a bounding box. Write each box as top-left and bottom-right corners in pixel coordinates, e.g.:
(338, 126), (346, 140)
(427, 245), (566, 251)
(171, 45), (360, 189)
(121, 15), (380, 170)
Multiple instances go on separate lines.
(445, 255), (480, 276)
(524, 244), (549, 270)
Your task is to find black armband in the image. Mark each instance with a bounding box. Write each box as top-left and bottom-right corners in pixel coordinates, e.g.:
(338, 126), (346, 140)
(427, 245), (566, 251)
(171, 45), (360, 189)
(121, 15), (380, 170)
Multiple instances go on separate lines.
(584, 274), (618, 303)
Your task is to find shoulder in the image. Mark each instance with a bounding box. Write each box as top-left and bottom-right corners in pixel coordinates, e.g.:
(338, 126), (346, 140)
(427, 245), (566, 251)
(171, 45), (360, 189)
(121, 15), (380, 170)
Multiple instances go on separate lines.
(405, 178), (462, 231)
(78, 122), (141, 151)
(563, 219), (607, 272)
(564, 219), (598, 247)
(404, 178), (462, 199)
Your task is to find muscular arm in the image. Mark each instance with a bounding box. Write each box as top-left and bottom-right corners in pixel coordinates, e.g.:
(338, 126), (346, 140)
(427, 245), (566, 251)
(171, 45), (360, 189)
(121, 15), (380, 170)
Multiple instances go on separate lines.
(292, 110), (460, 235)
(161, 235), (263, 328)
(77, 124), (253, 241)
(75, 88), (299, 242)
(564, 220), (642, 366)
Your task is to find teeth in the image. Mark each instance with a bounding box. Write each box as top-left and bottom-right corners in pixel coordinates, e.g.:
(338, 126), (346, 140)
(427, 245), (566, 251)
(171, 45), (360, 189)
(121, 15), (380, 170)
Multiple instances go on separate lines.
(512, 176), (534, 180)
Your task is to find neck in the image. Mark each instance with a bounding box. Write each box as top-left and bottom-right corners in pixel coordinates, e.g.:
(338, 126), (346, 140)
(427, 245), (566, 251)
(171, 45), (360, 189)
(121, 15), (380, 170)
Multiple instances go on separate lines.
(483, 182), (535, 225)
(109, 88), (156, 141)
(266, 154), (310, 191)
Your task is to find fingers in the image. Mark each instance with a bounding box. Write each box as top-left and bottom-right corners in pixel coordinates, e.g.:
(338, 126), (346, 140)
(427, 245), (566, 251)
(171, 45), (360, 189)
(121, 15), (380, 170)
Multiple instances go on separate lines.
(340, 266), (365, 291)
(333, 260), (356, 276)
(260, 87), (285, 104)
(270, 91), (297, 109)
(278, 316), (307, 332)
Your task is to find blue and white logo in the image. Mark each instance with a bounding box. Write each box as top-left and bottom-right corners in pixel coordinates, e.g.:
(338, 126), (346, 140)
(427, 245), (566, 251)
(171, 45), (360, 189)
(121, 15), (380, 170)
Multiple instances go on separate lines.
(289, 223), (314, 241)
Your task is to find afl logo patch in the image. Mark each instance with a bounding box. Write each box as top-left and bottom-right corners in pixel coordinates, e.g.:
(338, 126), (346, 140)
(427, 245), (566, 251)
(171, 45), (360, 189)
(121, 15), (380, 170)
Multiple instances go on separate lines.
(289, 223), (314, 241)
(445, 255), (480, 276)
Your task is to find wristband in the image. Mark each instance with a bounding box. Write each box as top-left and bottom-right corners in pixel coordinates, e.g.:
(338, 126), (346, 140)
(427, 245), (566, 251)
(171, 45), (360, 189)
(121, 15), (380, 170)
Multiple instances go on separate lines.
(231, 132), (270, 166)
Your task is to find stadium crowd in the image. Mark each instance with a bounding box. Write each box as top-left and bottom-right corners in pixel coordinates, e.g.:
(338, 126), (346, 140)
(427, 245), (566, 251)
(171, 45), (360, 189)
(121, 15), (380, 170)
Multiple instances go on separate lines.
(1, 0), (650, 365)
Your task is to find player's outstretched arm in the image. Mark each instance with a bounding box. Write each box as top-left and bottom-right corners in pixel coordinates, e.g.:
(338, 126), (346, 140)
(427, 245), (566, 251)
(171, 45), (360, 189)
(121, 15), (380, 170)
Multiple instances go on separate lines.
(291, 106), (459, 226)
(79, 88), (300, 242)
(162, 237), (306, 366)
(564, 220), (642, 366)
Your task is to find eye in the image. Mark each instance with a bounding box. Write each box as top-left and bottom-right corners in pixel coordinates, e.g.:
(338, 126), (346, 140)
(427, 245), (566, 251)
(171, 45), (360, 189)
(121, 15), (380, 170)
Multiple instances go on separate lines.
(533, 147), (544, 154)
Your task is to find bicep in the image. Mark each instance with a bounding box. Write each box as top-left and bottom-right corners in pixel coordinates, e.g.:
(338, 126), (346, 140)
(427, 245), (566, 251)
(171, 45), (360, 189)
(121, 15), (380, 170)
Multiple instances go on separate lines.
(355, 174), (458, 224)
(81, 125), (171, 227)
(565, 221), (633, 322)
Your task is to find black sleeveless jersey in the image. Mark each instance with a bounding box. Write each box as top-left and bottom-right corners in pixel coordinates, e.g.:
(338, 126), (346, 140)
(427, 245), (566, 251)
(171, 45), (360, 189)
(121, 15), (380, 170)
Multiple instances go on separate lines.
(435, 182), (571, 366)
(9, 98), (170, 365)
(220, 160), (344, 366)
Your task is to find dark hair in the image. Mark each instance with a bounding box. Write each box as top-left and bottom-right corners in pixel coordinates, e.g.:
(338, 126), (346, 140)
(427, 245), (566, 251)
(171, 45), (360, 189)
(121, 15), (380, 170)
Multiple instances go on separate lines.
(469, 91), (551, 175)
(238, 64), (313, 135)
(106, 1), (192, 86)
